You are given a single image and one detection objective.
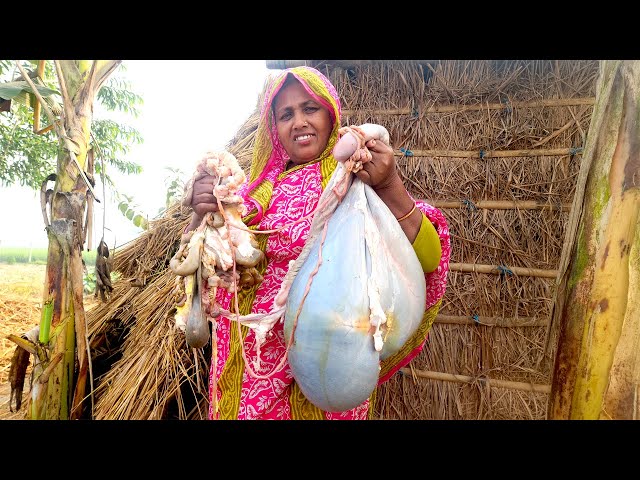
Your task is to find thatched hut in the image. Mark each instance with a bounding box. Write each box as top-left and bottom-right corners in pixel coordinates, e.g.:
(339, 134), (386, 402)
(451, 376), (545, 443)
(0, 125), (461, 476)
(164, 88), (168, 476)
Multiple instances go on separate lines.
(84, 60), (601, 420)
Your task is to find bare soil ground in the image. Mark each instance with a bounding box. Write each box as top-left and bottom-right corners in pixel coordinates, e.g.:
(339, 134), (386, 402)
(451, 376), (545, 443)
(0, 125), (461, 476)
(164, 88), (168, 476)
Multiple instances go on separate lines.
(0, 263), (44, 419)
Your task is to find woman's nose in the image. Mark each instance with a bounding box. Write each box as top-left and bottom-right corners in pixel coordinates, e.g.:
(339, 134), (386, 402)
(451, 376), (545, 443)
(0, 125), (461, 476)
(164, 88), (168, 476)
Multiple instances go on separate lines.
(293, 112), (308, 128)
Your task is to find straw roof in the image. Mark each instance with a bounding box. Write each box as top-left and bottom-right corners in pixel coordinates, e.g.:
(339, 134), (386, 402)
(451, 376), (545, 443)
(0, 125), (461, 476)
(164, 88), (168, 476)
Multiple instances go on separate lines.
(85, 60), (599, 420)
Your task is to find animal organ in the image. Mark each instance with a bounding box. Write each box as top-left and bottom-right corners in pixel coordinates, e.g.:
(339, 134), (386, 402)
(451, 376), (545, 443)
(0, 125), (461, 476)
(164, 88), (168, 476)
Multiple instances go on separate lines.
(170, 150), (264, 348)
(281, 123), (426, 411)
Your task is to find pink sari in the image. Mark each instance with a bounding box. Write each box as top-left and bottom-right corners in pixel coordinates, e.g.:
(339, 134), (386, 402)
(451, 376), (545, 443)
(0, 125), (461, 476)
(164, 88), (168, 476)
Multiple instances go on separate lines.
(207, 162), (450, 419)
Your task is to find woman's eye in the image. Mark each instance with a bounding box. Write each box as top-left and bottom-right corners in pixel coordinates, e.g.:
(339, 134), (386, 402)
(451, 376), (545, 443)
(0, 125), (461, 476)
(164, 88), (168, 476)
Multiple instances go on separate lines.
(305, 106), (319, 113)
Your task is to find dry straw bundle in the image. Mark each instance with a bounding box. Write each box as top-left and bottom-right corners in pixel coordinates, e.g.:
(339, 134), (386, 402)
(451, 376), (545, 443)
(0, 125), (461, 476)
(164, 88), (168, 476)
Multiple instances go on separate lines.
(86, 204), (210, 419)
(86, 60), (599, 420)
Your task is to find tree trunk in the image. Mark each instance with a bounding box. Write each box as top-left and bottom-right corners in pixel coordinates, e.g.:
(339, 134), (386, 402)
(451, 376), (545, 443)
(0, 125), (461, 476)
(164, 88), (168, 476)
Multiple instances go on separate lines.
(548, 60), (640, 420)
(28, 60), (120, 419)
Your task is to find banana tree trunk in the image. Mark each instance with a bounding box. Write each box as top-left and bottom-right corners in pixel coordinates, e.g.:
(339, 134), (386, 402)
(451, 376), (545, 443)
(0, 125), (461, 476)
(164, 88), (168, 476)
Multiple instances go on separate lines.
(548, 60), (640, 420)
(26, 60), (121, 419)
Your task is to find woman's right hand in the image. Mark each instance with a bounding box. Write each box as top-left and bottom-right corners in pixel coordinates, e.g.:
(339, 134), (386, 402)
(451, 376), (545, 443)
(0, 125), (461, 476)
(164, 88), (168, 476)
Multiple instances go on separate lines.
(183, 165), (220, 231)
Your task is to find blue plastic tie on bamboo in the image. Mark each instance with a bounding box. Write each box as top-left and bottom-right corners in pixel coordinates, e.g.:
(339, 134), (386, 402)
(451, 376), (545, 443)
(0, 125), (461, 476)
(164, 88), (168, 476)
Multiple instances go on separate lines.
(472, 314), (480, 323)
(479, 149), (486, 159)
(503, 99), (512, 114)
(554, 198), (564, 211)
(411, 107), (419, 118)
(497, 265), (513, 277)
(570, 146), (583, 155)
(463, 199), (477, 212)
(399, 147), (414, 157)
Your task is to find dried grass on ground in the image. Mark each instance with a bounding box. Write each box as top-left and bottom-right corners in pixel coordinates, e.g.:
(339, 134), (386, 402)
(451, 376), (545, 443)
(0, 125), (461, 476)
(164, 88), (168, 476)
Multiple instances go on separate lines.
(0, 264), (43, 419)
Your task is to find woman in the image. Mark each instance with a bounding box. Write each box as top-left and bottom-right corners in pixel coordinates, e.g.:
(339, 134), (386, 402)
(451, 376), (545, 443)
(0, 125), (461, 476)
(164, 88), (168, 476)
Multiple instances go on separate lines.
(183, 66), (450, 419)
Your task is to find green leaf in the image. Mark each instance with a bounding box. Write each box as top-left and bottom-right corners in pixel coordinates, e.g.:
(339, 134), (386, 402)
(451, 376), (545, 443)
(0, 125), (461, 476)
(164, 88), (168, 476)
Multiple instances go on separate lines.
(0, 81), (59, 100)
(132, 214), (148, 230)
(118, 201), (129, 216)
(0, 84), (24, 99)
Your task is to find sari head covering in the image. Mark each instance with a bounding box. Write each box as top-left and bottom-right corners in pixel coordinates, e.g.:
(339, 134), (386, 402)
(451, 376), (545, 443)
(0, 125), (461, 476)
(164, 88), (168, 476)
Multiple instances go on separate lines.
(242, 66), (342, 226)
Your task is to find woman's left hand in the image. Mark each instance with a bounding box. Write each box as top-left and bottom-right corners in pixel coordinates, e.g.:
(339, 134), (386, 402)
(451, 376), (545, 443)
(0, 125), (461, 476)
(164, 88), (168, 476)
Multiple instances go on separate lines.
(353, 138), (400, 192)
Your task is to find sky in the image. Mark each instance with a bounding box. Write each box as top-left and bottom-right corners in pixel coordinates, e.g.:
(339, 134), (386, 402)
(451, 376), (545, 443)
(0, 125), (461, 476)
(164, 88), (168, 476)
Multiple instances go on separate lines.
(0, 60), (274, 249)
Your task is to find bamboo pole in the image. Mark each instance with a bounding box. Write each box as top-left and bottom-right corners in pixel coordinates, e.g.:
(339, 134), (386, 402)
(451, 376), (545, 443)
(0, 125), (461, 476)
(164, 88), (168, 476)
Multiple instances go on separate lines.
(435, 314), (548, 327)
(266, 60), (437, 70)
(399, 368), (551, 394)
(394, 147), (582, 158)
(449, 263), (559, 278)
(342, 97), (595, 116)
(424, 200), (571, 211)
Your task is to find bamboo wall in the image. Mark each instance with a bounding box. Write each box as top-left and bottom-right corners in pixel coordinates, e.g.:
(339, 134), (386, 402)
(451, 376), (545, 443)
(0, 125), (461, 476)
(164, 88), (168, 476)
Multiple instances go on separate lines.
(302, 59), (599, 419)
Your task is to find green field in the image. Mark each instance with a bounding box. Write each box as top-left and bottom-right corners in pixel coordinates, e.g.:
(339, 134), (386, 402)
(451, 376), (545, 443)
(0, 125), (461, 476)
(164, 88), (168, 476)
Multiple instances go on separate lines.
(0, 246), (103, 296)
(0, 246), (96, 265)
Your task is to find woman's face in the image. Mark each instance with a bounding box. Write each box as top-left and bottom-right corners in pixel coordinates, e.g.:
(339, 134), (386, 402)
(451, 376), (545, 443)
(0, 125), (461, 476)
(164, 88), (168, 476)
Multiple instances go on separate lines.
(273, 78), (333, 166)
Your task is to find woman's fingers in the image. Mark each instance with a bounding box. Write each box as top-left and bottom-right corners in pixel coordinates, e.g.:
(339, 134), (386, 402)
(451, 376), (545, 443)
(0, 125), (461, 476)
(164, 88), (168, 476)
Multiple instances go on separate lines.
(188, 174), (220, 214)
(193, 202), (219, 216)
(355, 139), (396, 189)
(193, 177), (217, 195)
(354, 168), (372, 185)
(193, 188), (219, 210)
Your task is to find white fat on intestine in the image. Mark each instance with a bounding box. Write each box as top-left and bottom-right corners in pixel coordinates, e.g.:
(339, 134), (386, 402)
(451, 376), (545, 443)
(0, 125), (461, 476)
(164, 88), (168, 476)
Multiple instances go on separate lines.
(358, 192), (387, 353)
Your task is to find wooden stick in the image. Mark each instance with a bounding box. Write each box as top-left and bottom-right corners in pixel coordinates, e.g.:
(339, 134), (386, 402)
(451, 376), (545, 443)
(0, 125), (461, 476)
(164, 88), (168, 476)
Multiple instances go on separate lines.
(342, 97), (595, 116)
(395, 147), (582, 158)
(399, 368), (551, 394)
(35, 124), (54, 135)
(423, 200), (571, 211)
(531, 108), (587, 148)
(449, 262), (559, 278)
(435, 314), (549, 327)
